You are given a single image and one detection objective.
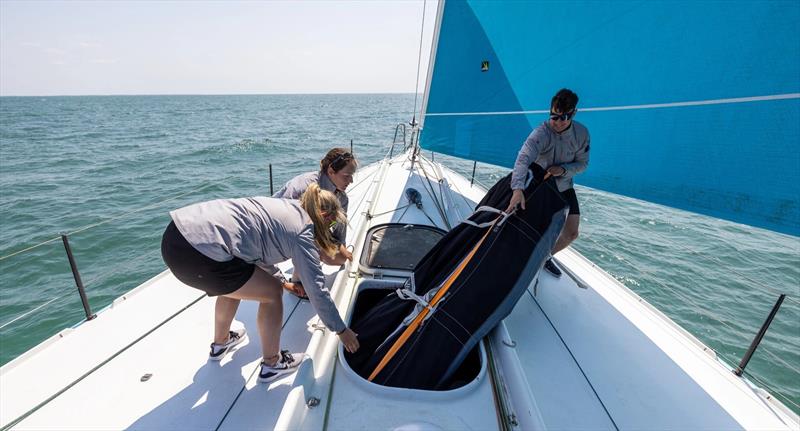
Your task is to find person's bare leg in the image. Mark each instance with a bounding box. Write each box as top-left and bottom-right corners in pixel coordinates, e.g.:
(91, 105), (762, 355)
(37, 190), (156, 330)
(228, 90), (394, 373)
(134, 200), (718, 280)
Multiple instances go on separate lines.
(257, 300), (282, 365)
(552, 214), (580, 255)
(214, 296), (242, 344)
(224, 267), (284, 364)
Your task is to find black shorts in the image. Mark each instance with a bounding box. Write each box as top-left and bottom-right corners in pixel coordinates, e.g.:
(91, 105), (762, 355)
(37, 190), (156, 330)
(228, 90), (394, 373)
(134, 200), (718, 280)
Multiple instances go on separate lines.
(160, 221), (255, 297)
(560, 188), (580, 215)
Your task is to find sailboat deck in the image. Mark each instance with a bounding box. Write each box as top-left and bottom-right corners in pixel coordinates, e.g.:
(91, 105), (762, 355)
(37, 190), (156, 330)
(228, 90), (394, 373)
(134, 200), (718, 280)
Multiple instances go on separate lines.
(1, 151), (797, 430)
(1, 269), (317, 430)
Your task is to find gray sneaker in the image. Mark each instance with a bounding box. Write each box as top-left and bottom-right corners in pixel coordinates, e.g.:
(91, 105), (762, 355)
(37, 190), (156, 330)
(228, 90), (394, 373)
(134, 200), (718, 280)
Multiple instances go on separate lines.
(258, 350), (305, 383)
(209, 329), (246, 361)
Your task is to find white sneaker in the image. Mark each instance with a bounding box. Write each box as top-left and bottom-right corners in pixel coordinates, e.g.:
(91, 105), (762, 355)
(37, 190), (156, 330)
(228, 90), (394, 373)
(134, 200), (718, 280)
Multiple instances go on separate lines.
(209, 329), (246, 361)
(258, 350), (305, 383)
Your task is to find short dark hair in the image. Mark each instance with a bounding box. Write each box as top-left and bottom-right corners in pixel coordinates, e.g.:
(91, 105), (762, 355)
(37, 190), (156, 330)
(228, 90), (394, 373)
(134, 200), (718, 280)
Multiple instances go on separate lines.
(551, 88), (579, 113)
(320, 147), (357, 173)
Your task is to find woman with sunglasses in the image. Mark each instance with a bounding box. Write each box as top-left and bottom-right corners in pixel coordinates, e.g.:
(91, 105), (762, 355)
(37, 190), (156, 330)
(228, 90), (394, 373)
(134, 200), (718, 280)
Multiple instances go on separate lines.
(506, 88), (590, 278)
(274, 147), (357, 269)
(161, 183), (360, 384)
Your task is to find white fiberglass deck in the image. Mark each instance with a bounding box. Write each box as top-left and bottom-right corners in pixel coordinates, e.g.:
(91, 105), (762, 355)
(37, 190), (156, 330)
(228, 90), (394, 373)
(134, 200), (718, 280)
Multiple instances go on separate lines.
(1, 150), (797, 430)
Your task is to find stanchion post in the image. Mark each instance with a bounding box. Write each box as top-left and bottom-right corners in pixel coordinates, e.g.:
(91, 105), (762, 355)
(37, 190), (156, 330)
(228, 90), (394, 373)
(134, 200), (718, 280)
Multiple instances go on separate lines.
(734, 294), (786, 376)
(471, 161), (477, 186)
(61, 234), (96, 320)
(269, 163), (274, 195)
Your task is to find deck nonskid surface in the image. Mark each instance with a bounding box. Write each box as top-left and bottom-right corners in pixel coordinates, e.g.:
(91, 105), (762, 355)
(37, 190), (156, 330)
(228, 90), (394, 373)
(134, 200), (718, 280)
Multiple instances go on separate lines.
(504, 273), (617, 430)
(0, 273), (204, 428)
(13, 289), (307, 430)
(509, 249), (795, 430)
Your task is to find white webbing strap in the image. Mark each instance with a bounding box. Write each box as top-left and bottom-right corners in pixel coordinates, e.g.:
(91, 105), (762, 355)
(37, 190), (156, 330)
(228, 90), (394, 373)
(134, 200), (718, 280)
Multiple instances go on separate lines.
(461, 205), (514, 228)
(396, 286), (446, 325)
(396, 288), (429, 308)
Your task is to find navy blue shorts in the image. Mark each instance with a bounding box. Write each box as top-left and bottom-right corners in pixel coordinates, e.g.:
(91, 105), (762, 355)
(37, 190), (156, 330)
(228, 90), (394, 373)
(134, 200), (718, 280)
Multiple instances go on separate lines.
(160, 221), (254, 297)
(560, 188), (580, 215)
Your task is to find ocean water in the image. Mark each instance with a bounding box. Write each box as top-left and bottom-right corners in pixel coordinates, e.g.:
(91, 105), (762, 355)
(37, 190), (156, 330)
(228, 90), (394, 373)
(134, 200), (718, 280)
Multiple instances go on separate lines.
(1, 94), (798, 412)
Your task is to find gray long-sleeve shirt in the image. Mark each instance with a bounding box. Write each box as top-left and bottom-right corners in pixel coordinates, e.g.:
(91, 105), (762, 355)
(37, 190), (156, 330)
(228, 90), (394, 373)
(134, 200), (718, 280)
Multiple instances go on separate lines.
(170, 197), (346, 333)
(511, 121), (590, 192)
(273, 171), (348, 245)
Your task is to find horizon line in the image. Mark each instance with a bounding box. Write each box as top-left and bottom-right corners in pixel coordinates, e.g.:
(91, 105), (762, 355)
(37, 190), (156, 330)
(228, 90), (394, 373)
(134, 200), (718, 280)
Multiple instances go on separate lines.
(0, 91), (421, 98)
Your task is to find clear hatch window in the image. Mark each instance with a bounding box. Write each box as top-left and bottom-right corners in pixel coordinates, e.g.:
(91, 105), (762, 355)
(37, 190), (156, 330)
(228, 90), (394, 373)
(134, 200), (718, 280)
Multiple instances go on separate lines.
(362, 224), (445, 270)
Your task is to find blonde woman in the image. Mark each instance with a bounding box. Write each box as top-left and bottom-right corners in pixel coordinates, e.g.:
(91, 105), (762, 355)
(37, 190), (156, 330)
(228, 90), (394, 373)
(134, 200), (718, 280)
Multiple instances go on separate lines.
(161, 184), (359, 383)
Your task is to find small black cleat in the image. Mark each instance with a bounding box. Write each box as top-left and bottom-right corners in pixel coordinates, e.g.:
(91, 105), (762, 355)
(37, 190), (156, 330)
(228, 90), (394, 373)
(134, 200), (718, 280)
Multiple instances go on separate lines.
(544, 258), (562, 278)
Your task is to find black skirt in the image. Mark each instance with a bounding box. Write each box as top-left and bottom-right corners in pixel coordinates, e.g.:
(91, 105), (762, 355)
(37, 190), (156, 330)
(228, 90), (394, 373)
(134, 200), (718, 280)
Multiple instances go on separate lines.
(160, 221), (254, 297)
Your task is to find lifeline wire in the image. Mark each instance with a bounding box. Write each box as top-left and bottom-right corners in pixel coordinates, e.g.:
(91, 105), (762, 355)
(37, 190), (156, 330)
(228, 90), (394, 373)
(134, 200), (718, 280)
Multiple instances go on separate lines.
(0, 179), (222, 262)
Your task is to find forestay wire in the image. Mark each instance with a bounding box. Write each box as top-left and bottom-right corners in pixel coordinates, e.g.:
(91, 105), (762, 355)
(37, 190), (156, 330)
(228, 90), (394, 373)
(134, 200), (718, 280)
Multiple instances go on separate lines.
(411, 0), (427, 127)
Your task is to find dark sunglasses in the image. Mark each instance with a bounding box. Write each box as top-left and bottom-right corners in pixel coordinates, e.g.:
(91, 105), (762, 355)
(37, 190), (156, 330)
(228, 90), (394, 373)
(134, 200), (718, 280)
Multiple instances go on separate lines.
(331, 152), (353, 168)
(549, 111), (575, 122)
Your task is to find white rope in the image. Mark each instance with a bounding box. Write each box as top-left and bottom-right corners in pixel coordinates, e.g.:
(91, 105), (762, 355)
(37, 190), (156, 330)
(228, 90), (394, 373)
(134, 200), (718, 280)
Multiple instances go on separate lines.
(460, 167), (534, 229)
(0, 292), (73, 330)
(0, 237), (62, 262)
(369, 203), (412, 219)
(0, 246), (165, 331)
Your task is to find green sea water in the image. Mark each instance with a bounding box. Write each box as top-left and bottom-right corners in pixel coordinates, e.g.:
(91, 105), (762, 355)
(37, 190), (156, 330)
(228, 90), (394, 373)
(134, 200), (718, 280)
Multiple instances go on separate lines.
(1, 94), (798, 412)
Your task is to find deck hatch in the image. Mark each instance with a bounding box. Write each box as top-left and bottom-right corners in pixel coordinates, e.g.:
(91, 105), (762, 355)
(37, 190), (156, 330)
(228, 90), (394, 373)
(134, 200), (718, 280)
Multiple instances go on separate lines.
(361, 224), (445, 270)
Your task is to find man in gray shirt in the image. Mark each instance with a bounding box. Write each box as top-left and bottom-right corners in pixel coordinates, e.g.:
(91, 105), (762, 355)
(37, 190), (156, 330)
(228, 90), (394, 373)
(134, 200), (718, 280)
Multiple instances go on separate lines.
(506, 88), (590, 277)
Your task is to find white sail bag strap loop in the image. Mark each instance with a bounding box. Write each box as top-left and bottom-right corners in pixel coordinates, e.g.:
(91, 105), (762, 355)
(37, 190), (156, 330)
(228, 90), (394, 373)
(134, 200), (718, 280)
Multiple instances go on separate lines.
(462, 205), (513, 228)
(395, 287), (447, 325)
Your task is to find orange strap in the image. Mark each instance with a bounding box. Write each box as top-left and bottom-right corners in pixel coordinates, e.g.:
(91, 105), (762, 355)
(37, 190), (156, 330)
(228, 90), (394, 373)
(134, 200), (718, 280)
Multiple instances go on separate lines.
(367, 218), (498, 381)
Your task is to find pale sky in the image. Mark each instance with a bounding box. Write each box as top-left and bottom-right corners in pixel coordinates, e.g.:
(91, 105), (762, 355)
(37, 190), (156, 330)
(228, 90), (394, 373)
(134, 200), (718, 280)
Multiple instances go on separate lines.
(0, 0), (437, 96)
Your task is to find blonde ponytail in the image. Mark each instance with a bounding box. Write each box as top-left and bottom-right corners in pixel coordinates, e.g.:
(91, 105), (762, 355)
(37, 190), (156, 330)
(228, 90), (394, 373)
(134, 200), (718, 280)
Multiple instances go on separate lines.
(300, 183), (346, 258)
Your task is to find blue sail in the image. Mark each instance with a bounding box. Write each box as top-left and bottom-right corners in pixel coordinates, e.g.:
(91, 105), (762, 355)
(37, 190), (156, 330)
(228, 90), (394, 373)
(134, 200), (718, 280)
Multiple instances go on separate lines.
(420, 0), (800, 237)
